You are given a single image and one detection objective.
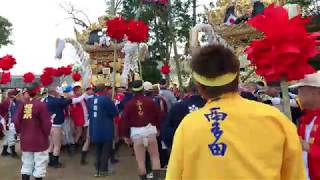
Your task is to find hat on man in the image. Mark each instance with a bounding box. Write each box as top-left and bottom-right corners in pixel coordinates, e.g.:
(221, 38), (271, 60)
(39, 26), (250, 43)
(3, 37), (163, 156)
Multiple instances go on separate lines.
(26, 82), (41, 96)
(290, 72), (320, 88)
(94, 84), (106, 93)
(8, 89), (21, 98)
(159, 79), (167, 86)
(131, 80), (144, 93)
(143, 81), (153, 91)
(267, 81), (281, 87)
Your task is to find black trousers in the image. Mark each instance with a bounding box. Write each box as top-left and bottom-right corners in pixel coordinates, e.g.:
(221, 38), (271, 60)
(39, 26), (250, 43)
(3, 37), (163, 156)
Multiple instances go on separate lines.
(95, 141), (113, 172)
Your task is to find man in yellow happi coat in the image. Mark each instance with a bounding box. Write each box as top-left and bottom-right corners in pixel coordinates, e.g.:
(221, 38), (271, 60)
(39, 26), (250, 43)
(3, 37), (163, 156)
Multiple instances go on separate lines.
(166, 45), (305, 180)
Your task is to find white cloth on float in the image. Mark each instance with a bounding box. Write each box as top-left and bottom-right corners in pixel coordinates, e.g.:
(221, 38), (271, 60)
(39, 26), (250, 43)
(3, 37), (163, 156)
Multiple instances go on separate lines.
(130, 123), (157, 147)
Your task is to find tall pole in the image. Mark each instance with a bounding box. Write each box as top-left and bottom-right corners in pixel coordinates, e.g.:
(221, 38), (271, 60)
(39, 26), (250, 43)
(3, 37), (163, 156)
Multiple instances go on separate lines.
(168, 0), (184, 97)
(280, 77), (293, 121)
(112, 43), (118, 100)
(192, 0), (197, 26)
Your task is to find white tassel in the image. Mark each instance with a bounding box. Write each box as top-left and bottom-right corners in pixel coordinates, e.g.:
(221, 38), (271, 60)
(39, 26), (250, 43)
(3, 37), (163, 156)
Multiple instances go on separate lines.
(55, 39), (66, 59)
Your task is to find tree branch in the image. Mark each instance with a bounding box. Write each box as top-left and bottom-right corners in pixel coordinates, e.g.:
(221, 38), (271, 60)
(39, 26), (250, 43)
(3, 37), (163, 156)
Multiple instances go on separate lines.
(115, 0), (123, 13)
(59, 2), (91, 28)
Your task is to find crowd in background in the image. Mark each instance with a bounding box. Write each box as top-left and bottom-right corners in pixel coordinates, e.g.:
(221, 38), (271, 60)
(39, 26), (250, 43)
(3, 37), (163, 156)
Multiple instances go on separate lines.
(0, 70), (307, 180)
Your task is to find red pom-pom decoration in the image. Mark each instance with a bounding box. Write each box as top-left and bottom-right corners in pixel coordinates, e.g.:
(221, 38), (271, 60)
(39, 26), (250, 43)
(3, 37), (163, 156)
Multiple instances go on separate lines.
(0, 55), (17, 71)
(61, 65), (72, 76)
(23, 72), (35, 83)
(72, 72), (81, 82)
(245, 4), (320, 82)
(40, 74), (53, 87)
(52, 68), (64, 77)
(28, 86), (41, 95)
(106, 17), (128, 42)
(127, 20), (149, 43)
(161, 64), (170, 75)
(0, 72), (11, 84)
(43, 67), (55, 76)
(144, 0), (168, 5)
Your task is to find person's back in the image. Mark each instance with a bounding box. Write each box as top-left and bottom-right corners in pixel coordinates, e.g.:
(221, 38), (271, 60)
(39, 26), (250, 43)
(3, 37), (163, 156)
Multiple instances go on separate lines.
(14, 98), (51, 152)
(168, 93), (304, 179)
(159, 79), (177, 110)
(124, 94), (160, 129)
(13, 83), (52, 179)
(88, 95), (117, 143)
(166, 45), (305, 180)
(45, 95), (71, 126)
(162, 94), (205, 148)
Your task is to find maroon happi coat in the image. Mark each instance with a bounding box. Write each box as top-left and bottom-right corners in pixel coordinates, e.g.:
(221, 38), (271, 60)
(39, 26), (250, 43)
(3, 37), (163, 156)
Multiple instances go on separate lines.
(122, 94), (161, 138)
(14, 98), (52, 152)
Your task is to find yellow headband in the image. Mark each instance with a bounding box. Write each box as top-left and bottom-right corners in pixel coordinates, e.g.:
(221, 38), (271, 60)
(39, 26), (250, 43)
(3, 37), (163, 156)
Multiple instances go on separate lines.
(132, 86), (144, 92)
(193, 72), (238, 87)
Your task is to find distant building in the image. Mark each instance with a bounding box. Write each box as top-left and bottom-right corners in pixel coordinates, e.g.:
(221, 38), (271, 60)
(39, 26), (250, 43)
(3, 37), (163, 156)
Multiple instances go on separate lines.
(0, 75), (40, 89)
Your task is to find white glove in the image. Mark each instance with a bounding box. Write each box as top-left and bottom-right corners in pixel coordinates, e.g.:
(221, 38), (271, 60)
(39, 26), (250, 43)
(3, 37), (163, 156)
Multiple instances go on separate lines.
(9, 123), (15, 131)
(0, 118), (5, 131)
(84, 120), (89, 127)
(271, 97), (281, 105)
(72, 94), (86, 104)
(50, 114), (56, 124)
(0, 118), (5, 127)
(288, 92), (297, 99)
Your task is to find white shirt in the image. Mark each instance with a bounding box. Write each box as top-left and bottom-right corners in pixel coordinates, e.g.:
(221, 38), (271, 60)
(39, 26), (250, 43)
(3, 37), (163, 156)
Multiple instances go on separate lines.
(303, 116), (316, 180)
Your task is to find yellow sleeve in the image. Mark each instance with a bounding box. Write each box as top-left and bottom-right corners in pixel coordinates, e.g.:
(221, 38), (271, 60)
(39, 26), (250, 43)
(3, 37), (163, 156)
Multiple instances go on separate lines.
(280, 115), (306, 180)
(166, 122), (184, 180)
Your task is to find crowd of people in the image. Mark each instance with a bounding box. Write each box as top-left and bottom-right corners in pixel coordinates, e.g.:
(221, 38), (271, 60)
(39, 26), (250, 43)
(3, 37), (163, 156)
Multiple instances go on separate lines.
(0, 45), (318, 180)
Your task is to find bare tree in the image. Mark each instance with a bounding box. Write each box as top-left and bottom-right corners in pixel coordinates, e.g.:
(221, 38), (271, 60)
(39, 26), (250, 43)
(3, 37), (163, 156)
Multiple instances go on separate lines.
(105, 0), (123, 15)
(59, 2), (92, 28)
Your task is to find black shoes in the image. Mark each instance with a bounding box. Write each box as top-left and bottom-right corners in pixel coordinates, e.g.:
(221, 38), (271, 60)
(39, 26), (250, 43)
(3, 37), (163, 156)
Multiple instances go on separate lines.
(139, 174), (148, 180)
(21, 174), (30, 180)
(49, 155), (64, 168)
(110, 157), (119, 164)
(1, 145), (9, 156)
(48, 152), (53, 166)
(80, 151), (88, 165)
(1, 145), (18, 158)
(10, 146), (18, 158)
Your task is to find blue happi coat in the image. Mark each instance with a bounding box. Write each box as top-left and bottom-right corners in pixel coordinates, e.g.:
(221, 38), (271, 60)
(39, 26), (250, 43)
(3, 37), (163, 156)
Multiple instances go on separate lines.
(44, 96), (71, 125)
(87, 95), (117, 143)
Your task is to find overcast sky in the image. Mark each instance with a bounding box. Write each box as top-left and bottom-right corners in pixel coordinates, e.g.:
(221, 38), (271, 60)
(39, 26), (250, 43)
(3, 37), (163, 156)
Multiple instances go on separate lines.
(0, 0), (209, 75)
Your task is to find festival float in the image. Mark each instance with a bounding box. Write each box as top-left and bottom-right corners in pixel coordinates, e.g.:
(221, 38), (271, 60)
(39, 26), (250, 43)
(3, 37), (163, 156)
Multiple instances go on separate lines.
(190, 0), (320, 119)
(55, 16), (149, 91)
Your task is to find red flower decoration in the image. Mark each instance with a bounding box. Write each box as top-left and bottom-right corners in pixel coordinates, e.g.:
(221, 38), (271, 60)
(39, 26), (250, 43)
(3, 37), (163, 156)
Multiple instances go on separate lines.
(52, 68), (64, 77)
(23, 72), (35, 83)
(161, 64), (170, 75)
(72, 72), (81, 82)
(106, 17), (128, 42)
(40, 74), (53, 87)
(127, 20), (149, 43)
(0, 72), (11, 84)
(61, 65), (72, 76)
(245, 4), (320, 82)
(144, 0), (168, 5)
(159, 0), (168, 5)
(43, 67), (55, 76)
(28, 86), (41, 95)
(0, 55), (17, 71)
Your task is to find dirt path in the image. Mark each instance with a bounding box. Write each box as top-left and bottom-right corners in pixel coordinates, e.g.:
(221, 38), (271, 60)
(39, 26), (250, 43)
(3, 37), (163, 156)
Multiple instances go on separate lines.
(0, 142), (139, 180)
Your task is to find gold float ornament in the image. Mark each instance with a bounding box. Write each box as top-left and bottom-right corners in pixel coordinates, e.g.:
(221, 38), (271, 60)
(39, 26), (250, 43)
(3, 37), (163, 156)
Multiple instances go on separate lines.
(115, 73), (121, 87)
(235, 0), (252, 17)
